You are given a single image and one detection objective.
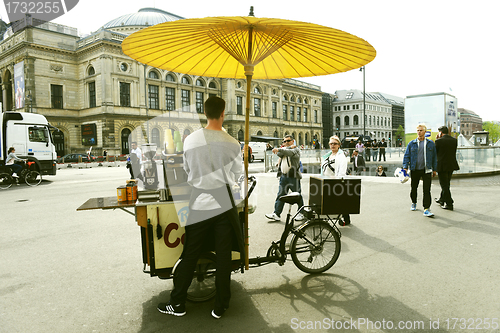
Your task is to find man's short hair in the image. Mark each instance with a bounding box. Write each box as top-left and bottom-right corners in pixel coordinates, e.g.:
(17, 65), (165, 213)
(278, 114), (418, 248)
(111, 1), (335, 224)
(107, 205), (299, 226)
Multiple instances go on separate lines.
(204, 96), (226, 119)
(438, 125), (449, 134)
(417, 123), (427, 131)
(284, 134), (293, 140)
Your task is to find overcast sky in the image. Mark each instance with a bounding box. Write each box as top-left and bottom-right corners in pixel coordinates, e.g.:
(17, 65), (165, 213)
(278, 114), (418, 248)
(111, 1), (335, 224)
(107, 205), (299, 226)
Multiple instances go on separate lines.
(2, 0), (498, 121)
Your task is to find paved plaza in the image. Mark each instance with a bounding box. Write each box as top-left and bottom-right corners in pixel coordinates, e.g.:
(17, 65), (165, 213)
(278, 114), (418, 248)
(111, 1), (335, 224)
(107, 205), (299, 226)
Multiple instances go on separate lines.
(1, 165), (499, 332)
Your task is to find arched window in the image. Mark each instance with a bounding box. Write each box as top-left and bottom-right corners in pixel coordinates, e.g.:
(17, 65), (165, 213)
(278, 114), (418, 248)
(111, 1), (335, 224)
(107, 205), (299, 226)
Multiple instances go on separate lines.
(181, 76), (190, 84)
(88, 66), (95, 76)
(183, 128), (191, 141)
(196, 79), (204, 87)
(298, 133), (303, 145)
(253, 87), (261, 94)
(344, 116), (350, 126)
(166, 74), (175, 82)
(290, 96), (295, 102)
(238, 130), (244, 141)
(257, 130), (263, 135)
(151, 128), (161, 147)
(283, 95), (288, 101)
(274, 130), (279, 138)
(335, 116), (341, 127)
(148, 71), (159, 79)
(353, 115), (359, 125)
(209, 81), (217, 89)
(121, 128), (131, 155)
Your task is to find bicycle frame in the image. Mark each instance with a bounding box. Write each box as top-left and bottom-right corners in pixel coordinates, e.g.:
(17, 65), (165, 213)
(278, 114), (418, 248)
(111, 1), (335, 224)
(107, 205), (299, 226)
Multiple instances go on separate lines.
(247, 202), (341, 269)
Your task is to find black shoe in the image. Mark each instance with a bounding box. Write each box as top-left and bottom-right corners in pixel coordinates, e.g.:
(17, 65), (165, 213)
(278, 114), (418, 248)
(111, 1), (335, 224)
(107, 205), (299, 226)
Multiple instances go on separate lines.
(435, 198), (443, 205)
(158, 302), (186, 316)
(211, 308), (226, 319)
(440, 203), (454, 210)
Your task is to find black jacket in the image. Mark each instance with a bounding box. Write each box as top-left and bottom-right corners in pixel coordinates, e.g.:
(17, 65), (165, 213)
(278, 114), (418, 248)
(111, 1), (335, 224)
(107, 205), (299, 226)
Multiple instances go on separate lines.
(435, 135), (460, 172)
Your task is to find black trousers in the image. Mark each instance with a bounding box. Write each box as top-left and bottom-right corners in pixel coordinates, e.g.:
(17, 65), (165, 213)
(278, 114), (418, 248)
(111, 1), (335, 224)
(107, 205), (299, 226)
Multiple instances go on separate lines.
(438, 171), (454, 206)
(378, 149), (386, 161)
(170, 211), (233, 311)
(410, 169), (432, 209)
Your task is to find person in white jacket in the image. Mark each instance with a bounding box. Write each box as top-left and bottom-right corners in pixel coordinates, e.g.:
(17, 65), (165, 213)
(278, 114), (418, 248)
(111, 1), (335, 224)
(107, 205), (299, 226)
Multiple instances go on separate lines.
(321, 136), (348, 178)
(320, 136), (351, 225)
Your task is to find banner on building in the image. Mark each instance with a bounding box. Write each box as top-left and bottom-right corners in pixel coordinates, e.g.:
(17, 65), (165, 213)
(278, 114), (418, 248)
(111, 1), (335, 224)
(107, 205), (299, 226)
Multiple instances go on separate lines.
(14, 61), (25, 109)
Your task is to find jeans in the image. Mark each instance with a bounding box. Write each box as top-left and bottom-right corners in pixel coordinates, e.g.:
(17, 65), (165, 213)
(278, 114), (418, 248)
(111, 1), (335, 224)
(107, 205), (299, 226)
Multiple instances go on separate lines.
(372, 149), (378, 161)
(273, 175), (304, 216)
(410, 169), (432, 209)
(438, 171), (454, 206)
(170, 211), (233, 311)
(7, 163), (22, 175)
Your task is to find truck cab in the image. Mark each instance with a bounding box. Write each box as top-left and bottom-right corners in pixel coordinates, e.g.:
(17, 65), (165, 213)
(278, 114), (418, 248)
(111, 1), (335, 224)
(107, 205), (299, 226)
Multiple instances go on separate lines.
(1, 112), (57, 176)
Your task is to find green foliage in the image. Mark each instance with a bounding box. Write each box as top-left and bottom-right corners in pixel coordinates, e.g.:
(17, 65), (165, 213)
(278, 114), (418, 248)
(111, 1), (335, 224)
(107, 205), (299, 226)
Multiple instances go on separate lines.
(482, 121), (500, 144)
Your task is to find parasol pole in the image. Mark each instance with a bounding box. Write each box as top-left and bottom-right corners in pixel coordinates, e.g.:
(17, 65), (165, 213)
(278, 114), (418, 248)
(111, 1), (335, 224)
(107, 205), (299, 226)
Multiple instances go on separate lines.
(242, 21), (254, 270)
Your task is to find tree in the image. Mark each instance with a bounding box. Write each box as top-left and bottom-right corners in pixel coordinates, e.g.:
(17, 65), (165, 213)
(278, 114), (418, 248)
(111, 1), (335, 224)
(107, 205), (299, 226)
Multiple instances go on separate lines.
(482, 121), (500, 144)
(395, 124), (405, 147)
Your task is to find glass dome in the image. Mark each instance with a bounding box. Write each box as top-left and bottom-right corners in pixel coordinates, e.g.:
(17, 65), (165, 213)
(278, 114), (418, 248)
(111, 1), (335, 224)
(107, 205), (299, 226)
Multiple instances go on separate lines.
(102, 8), (185, 29)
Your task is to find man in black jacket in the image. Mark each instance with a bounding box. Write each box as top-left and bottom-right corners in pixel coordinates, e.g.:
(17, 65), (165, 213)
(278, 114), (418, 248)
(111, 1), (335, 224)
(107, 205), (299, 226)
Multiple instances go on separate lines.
(435, 125), (460, 210)
(350, 150), (366, 175)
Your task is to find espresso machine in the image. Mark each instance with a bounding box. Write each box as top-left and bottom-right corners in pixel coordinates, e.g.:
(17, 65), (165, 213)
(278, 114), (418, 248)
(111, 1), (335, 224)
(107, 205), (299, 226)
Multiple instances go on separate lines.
(141, 143), (159, 190)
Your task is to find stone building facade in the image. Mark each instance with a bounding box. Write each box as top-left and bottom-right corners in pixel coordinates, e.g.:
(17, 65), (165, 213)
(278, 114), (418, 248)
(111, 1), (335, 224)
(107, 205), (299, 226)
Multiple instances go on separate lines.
(0, 8), (322, 157)
(326, 89), (396, 145)
(458, 108), (482, 139)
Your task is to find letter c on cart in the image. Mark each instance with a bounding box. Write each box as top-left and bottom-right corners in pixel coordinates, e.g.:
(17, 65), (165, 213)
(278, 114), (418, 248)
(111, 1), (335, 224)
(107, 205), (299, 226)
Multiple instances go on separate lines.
(164, 223), (185, 248)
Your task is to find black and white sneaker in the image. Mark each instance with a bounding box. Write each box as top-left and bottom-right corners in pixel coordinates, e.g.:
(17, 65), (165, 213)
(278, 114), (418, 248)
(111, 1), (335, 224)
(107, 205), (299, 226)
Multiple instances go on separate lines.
(211, 308), (226, 319)
(157, 302), (186, 316)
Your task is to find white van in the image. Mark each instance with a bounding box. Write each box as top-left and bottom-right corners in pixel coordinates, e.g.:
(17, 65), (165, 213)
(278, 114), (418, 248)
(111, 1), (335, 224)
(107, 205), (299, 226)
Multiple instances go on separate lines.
(248, 142), (267, 161)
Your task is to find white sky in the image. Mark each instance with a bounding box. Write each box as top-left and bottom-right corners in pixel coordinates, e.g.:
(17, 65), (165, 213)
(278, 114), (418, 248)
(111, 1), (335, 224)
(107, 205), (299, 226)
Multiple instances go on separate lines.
(2, 0), (498, 121)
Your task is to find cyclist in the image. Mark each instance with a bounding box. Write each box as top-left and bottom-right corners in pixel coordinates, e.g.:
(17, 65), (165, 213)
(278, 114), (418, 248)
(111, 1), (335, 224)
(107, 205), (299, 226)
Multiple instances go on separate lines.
(5, 147), (26, 178)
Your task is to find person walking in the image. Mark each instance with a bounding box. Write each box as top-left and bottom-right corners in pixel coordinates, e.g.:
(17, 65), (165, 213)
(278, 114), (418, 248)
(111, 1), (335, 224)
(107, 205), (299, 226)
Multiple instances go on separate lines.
(378, 138), (387, 161)
(265, 135), (305, 222)
(403, 124), (437, 217)
(350, 150), (366, 175)
(435, 125), (460, 210)
(157, 96), (243, 319)
(321, 135), (351, 225)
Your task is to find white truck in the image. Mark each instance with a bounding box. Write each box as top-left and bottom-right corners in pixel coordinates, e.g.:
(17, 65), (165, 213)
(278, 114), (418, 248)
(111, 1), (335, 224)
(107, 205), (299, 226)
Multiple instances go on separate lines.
(1, 111), (57, 176)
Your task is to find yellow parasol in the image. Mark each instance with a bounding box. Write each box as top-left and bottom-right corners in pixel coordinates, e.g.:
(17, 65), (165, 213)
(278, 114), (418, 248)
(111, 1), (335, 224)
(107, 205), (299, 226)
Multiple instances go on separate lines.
(122, 7), (376, 269)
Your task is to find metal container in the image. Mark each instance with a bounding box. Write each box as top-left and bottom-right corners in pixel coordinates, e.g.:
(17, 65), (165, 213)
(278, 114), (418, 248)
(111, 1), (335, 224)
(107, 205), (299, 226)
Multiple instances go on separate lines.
(117, 186), (127, 202)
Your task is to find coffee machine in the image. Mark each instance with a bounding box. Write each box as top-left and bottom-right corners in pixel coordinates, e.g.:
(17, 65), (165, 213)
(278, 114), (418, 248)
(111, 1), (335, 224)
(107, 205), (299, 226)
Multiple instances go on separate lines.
(141, 143), (158, 190)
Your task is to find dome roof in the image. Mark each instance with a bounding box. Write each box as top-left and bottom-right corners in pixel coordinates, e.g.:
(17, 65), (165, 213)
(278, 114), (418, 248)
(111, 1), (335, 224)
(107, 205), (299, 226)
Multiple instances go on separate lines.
(102, 8), (185, 29)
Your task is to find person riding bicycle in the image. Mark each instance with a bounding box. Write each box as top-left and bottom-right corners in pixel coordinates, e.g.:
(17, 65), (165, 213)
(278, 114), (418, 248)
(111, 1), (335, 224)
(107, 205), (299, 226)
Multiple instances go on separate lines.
(5, 147), (26, 178)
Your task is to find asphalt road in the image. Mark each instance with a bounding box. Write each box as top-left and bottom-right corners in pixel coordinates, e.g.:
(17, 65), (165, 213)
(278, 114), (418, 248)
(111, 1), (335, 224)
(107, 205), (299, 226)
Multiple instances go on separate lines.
(1, 166), (499, 332)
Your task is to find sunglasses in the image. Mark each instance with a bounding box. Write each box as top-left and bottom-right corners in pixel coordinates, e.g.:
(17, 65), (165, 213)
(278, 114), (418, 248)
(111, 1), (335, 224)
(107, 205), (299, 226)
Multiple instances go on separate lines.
(283, 139), (292, 143)
(329, 142), (339, 146)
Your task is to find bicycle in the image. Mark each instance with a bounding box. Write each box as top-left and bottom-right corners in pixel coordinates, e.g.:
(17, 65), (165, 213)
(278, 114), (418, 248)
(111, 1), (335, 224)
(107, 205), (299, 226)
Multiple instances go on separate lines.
(183, 183), (342, 302)
(0, 160), (42, 189)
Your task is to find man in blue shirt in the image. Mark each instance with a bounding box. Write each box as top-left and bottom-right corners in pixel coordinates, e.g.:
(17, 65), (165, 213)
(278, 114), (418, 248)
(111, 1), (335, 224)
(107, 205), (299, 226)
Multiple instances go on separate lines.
(403, 124), (437, 217)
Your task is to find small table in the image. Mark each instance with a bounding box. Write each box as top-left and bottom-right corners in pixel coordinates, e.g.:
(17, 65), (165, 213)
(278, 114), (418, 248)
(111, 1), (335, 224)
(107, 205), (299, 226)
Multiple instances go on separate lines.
(77, 196), (136, 216)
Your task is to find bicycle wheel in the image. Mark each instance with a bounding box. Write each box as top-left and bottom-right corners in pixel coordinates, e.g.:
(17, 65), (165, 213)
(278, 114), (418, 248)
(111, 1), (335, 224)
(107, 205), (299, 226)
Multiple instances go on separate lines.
(185, 253), (217, 302)
(25, 170), (42, 186)
(290, 220), (341, 274)
(0, 173), (14, 189)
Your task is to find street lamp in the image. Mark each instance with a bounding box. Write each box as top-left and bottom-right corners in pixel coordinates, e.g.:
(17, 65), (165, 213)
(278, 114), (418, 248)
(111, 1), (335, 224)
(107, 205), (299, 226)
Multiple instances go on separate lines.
(360, 66), (366, 139)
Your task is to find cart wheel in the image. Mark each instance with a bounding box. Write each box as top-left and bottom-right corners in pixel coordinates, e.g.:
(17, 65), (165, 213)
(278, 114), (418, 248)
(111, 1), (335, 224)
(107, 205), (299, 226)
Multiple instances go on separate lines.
(290, 220), (341, 274)
(25, 170), (42, 186)
(185, 252), (217, 302)
(0, 172), (14, 189)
